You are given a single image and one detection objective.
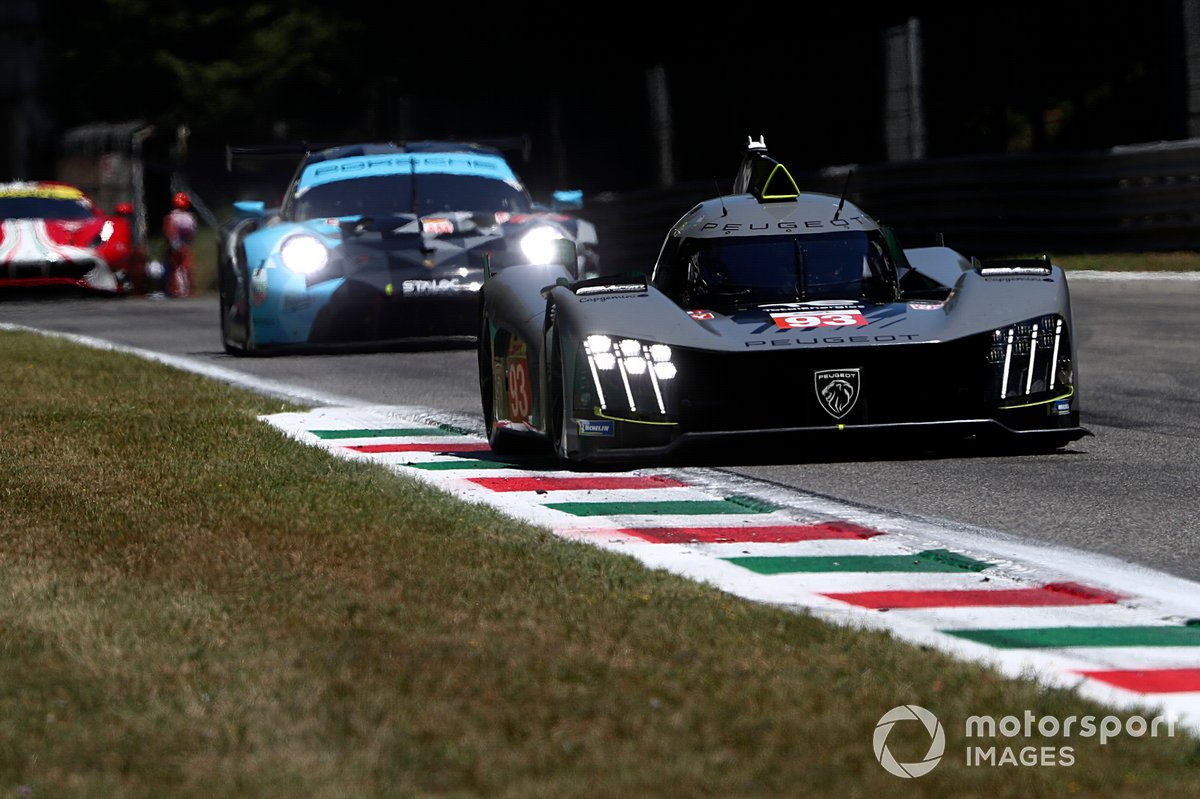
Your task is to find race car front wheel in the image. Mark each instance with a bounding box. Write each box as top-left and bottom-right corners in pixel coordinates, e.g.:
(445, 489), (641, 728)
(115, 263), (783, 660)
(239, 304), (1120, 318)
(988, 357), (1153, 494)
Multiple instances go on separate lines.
(547, 325), (574, 464)
(478, 316), (498, 438)
(219, 286), (242, 355)
(479, 315), (522, 456)
(220, 248), (253, 356)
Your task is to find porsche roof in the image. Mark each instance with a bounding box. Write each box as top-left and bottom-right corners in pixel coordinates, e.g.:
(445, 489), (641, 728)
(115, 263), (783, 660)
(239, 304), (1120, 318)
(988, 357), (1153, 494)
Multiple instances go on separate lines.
(303, 140), (506, 165)
(297, 148), (519, 191)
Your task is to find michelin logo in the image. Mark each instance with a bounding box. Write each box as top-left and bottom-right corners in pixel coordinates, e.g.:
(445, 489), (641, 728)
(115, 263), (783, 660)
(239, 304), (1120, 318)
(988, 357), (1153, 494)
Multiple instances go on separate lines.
(578, 419), (615, 437)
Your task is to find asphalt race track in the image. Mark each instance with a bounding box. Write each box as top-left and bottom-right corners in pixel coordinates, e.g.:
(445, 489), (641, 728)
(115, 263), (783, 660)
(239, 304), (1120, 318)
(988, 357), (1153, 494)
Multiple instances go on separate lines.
(2, 277), (1197, 581)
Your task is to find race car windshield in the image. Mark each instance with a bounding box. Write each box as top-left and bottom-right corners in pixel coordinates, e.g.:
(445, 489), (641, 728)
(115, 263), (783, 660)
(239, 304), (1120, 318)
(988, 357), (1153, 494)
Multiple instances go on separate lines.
(293, 174), (534, 220)
(0, 197), (95, 220)
(676, 230), (896, 308)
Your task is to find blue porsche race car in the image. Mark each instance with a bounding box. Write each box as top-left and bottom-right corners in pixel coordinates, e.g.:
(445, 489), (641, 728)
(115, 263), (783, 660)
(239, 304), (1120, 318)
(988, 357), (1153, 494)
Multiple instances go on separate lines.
(218, 140), (598, 355)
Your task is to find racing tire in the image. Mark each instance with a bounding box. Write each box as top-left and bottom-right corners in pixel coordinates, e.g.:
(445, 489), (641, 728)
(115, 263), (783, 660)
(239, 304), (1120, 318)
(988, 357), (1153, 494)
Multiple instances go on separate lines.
(219, 284), (244, 356)
(219, 281), (247, 352)
(219, 250), (252, 356)
(547, 325), (571, 464)
(478, 314), (522, 456)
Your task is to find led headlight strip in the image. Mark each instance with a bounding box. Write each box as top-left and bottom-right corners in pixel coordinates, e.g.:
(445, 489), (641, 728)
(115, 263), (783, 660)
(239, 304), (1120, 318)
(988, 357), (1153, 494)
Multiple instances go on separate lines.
(1048, 317), (1063, 391)
(582, 335), (676, 416)
(988, 315), (1067, 401)
(1025, 322), (1039, 395)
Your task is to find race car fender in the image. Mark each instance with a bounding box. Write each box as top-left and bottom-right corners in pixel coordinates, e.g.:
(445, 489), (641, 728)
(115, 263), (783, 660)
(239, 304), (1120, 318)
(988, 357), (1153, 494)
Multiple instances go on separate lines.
(945, 269), (1073, 333)
(948, 265), (1081, 406)
(903, 246), (972, 287)
(547, 281), (734, 353)
(481, 262), (571, 432)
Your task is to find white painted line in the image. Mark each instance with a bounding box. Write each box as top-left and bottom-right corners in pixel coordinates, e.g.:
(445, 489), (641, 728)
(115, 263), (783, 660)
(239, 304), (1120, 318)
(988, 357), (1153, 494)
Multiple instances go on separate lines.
(1036, 647), (1200, 671)
(0, 323), (364, 407)
(1066, 270), (1200, 281)
(874, 604), (1178, 630)
(645, 539), (917, 558)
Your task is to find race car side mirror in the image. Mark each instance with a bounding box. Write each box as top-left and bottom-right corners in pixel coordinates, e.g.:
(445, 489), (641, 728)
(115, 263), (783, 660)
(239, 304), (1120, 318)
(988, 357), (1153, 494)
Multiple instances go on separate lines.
(114, 202), (134, 216)
(551, 189), (584, 211)
(234, 200), (266, 220)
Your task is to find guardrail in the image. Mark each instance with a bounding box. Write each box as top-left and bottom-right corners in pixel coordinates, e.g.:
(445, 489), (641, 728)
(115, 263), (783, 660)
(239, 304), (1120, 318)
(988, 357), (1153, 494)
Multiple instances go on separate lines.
(584, 138), (1200, 271)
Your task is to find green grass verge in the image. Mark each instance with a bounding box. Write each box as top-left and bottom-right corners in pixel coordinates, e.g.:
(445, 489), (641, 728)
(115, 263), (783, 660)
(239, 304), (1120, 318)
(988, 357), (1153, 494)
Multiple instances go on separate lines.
(3, 329), (1198, 797)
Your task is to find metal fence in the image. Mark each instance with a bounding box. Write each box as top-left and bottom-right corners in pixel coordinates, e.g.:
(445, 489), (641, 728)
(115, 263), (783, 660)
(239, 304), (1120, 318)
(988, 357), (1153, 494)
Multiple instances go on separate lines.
(57, 121), (155, 247)
(583, 138), (1200, 272)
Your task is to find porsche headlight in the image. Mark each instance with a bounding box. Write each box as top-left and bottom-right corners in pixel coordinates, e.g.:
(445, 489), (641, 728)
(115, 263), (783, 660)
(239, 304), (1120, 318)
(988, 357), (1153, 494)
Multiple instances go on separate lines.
(520, 226), (564, 264)
(581, 335), (676, 417)
(987, 314), (1072, 403)
(280, 235), (328, 275)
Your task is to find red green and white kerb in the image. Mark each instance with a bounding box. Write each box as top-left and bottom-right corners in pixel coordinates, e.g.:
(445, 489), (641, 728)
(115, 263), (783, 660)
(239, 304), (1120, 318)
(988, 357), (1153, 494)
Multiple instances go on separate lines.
(267, 407), (1200, 726)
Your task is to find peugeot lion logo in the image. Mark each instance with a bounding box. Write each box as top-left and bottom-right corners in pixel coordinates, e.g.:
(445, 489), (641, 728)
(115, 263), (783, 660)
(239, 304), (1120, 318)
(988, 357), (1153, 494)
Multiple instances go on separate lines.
(814, 368), (861, 419)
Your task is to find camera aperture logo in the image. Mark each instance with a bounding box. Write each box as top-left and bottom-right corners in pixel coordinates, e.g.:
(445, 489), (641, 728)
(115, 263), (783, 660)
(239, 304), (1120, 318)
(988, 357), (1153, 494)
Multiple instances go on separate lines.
(873, 705), (946, 778)
(873, 705), (1179, 777)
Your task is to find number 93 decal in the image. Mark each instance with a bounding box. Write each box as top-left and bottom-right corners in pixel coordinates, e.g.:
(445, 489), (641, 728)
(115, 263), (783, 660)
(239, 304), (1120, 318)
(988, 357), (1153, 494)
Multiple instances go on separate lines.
(504, 337), (532, 423)
(770, 310), (867, 329)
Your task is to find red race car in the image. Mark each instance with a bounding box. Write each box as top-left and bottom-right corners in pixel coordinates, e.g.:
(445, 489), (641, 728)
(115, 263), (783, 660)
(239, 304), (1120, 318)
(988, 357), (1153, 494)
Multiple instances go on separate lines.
(0, 181), (146, 294)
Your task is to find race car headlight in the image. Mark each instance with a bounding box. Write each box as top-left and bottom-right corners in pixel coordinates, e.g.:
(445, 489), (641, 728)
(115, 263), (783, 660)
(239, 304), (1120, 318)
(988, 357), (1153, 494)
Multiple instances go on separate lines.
(279, 235), (329, 275)
(581, 335), (676, 418)
(987, 314), (1072, 403)
(520, 226), (565, 264)
(92, 220), (115, 246)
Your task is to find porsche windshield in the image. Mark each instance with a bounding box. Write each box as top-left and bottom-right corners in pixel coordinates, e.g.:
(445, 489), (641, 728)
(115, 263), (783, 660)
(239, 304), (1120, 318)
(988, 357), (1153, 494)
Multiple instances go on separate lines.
(292, 174), (533, 220)
(0, 196), (95, 220)
(672, 230), (897, 308)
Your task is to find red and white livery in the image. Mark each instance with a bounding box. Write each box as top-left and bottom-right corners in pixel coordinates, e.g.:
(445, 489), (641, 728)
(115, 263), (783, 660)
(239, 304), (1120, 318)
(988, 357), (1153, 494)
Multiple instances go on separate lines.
(0, 181), (144, 293)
